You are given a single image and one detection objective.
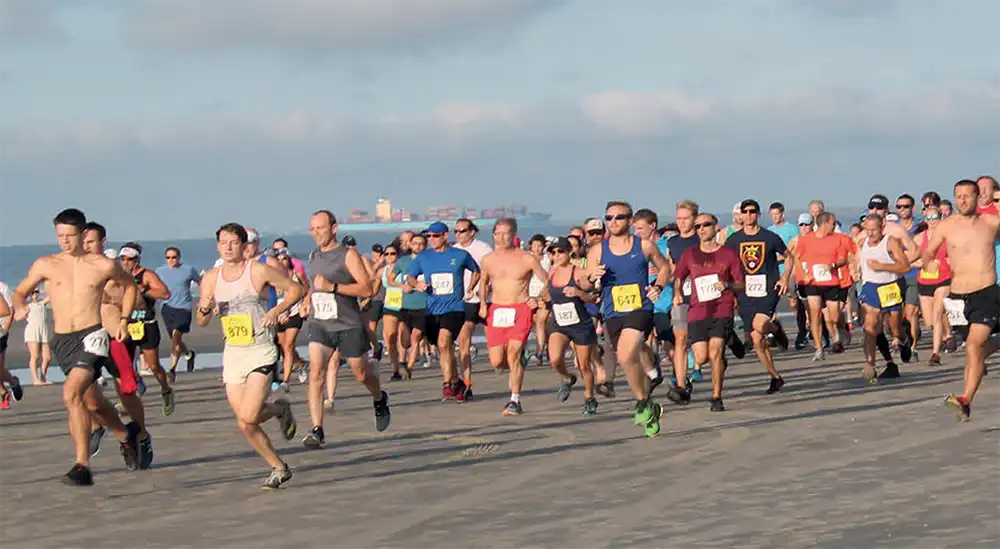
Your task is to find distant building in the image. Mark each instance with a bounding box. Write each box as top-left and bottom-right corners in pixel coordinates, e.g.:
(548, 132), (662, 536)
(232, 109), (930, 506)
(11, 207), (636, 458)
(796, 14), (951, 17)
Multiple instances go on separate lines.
(376, 197), (392, 223)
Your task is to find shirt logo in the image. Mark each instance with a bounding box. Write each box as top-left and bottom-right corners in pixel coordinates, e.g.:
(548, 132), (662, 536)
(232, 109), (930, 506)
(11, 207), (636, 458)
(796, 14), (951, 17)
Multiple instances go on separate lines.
(739, 242), (765, 275)
(449, 258), (456, 265)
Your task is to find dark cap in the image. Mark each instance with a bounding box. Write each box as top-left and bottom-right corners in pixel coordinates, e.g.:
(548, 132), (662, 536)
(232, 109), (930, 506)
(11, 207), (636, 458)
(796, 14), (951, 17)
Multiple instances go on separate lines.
(341, 235), (356, 247)
(371, 244), (384, 253)
(868, 194), (889, 210)
(739, 199), (761, 212)
(548, 237), (571, 251)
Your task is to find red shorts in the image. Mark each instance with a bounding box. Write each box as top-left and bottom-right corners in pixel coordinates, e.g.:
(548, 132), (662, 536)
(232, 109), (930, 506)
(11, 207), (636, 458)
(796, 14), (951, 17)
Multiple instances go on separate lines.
(109, 339), (139, 396)
(485, 303), (534, 349)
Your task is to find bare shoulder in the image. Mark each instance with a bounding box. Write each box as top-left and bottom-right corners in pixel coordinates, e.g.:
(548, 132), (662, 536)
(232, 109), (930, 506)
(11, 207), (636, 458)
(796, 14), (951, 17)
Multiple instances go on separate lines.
(981, 213), (1000, 229)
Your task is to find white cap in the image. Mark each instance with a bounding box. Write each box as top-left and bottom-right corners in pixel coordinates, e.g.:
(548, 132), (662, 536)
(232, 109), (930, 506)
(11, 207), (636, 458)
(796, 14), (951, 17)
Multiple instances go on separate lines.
(732, 202), (742, 213)
(104, 249), (118, 259)
(118, 246), (140, 259)
(246, 228), (259, 243)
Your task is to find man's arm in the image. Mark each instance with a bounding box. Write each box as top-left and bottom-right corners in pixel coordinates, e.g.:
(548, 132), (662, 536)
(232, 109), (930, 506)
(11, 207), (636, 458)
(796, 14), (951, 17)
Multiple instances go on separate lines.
(194, 268), (218, 327)
(11, 259), (46, 322)
(882, 237), (915, 274)
(642, 239), (671, 289)
(141, 270), (171, 301)
(478, 256), (492, 305)
(256, 262), (304, 316)
(728, 251), (746, 293)
(111, 261), (139, 323)
(577, 245), (603, 291)
(527, 255), (548, 287)
(322, 248), (373, 298)
(920, 220), (948, 265)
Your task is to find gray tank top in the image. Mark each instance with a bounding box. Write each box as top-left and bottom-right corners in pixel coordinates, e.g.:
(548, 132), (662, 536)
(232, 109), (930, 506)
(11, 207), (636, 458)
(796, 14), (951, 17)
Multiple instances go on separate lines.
(307, 245), (363, 332)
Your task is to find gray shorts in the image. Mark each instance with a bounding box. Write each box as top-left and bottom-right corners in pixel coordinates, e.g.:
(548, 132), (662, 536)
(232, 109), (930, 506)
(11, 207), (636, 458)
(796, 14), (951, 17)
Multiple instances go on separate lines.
(904, 277), (919, 307)
(305, 322), (369, 359)
(670, 304), (689, 330)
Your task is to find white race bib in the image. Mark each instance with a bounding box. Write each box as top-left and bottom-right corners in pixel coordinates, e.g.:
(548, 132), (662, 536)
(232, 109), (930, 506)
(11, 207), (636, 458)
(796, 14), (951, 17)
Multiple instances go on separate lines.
(694, 274), (721, 302)
(944, 298), (968, 326)
(311, 292), (339, 320)
(430, 273), (454, 296)
(745, 274), (767, 298)
(682, 278), (692, 296)
(491, 307), (516, 328)
(552, 302), (581, 327)
(83, 329), (110, 357)
(812, 264), (833, 283)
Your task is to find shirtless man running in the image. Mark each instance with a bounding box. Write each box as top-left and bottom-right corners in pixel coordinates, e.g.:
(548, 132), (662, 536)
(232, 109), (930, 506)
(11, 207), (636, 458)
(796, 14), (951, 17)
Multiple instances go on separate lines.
(478, 218), (549, 416)
(12, 209), (142, 485)
(922, 180), (1000, 421)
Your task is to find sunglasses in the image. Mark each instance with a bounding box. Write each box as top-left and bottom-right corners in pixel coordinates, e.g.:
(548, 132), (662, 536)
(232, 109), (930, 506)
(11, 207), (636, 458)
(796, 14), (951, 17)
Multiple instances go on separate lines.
(586, 230), (604, 236)
(455, 228), (470, 234)
(426, 233), (445, 238)
(925, 214), (941, 221)
(695, 222), (716, 229)
(742, 209), (759, 214)
(994, 197), (1000, 203)
(550, 249), (567, 254)
(896, 204), (913, 209)
(385, 252), (397, 256)
(605, 214), (630, 222)
(165, 255), (179, 259)
(798, 223), (811, 227)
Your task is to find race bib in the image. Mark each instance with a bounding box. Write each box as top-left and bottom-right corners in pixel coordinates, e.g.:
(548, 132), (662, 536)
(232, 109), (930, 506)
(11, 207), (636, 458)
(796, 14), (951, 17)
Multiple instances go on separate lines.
(311, 292), (339, 320)
(385, 288), (403, 310)
(812, 264), (833, 283)
(944, 298), (968, 326)
(528, 277), (544, 298)
(919, 262), (940, 280)
(745, 274), (767, 298)
(430, 273), (454, 296)
(682, 278), (692, 296)
(695, 274), (721, 302)
(491, 307), (516, 328)
(876, 282), (902, 308)
(221, 313), (254, 345)
(127, 322), (145, 341)
(82, 329), (110, 357)
(611, 284), (642, 313)
(552, 302), (581, 327)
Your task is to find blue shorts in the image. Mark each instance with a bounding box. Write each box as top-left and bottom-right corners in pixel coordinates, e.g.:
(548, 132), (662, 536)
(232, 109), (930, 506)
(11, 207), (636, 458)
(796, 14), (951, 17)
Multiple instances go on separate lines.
(859, 280), (904, 312)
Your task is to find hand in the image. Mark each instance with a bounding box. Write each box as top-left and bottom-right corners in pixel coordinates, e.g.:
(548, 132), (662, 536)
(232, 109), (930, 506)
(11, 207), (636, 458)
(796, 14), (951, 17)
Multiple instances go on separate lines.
(198, 296), (215, 312)
(262, 309), (279, 328)
(646, 285), (661, 302)
(588, 264), (607, 282)
(479, 303), (488, 320)
(414, 280), (429, 292)
(775, 279), (787, 295)
(114, 322), (127, 342)
(13, 305), (27, 323)
(401, 284), (412, 294)
(464, 290), (476, 301)
(673, 293), (683, 306)
(278, 311), (290, 325)
(360, 297), (371, 309)
(300, 297), (311, 318)
(527, 297), (539, 310)
(313, 274), (334, 292)
(714, 281), (727, 292)
(563, 285), (580, 298)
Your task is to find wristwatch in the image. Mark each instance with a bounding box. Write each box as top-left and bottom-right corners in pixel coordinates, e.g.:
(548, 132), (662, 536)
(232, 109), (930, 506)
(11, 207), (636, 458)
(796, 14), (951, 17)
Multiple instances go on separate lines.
(652, 283), (664, 292)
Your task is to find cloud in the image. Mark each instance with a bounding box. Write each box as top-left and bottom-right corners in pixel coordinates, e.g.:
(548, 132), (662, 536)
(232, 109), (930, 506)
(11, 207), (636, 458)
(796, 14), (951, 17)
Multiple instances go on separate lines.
(0, 0), (68, 46)
(2, 83), (997, 244)
(120, 0), (563, 55)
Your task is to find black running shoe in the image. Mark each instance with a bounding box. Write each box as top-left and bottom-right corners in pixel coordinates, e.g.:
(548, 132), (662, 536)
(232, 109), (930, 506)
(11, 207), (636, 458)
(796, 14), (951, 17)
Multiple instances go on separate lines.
(302, 426), (325, 449)
(710, 397), (725, 412)
(167, 369), (176, 384)
(186, 351), (197, 373)
(666, 385), (691, 406)
(766, 376), (785, 395)
(10, 376), (23, 402)
(879, 362), (901, 379)
(373, 391), (391, 432)
(390, 372), (403, 381)
(773, 322), (789, 351)
(275, 398), (297, 440)
(138, 433), (154, 470)
(63, 464), (94, 486)
(120, 421), (140, 471)
(89, 426), (106, 457)
(899, 338), (913, 363)
(728, 332), (746, 359)
(648, 366), (664, 396)
(583, 397), (599, 416)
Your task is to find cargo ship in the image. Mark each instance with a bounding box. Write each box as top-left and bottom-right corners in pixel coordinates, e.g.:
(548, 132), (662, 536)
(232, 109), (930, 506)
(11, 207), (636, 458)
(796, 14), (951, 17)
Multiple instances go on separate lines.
(337, 198), (552, 233)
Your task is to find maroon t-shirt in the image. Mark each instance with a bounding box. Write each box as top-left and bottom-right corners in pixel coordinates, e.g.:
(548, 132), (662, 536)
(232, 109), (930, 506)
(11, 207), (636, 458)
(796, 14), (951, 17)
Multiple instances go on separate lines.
(673, 245), (744, 322)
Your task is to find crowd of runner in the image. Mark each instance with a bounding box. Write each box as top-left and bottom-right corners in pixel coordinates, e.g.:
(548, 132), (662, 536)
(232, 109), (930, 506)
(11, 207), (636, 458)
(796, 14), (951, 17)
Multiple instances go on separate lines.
(0, 175), (997, 489)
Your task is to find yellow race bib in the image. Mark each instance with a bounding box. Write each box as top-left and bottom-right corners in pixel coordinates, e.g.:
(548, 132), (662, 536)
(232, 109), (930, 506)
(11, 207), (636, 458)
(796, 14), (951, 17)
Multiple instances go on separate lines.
(919, 263), (940, 280)
(385, 288), (403, 310)
(611, 284), (642, 313)
(877, 282), (902, 308)
(221, 313), (254, 345)
(127, 322), (145, 341)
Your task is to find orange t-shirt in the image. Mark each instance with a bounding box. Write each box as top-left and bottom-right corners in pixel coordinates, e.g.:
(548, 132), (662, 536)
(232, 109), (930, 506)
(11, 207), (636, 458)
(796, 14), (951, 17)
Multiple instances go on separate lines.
(794, 232), (849, 287)
(836, 234), (856, 288)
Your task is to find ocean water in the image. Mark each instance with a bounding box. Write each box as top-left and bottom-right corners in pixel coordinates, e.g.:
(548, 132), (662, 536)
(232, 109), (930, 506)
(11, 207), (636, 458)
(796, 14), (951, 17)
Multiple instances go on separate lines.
(0, 224), (573, 287)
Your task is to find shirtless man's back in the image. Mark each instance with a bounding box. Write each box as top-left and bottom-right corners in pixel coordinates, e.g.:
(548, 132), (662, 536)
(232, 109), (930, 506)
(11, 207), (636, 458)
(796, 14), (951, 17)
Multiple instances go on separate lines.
(11, 209), (142, 485)
(478, 219), (548, 416)
(922, 180), (1000, 421)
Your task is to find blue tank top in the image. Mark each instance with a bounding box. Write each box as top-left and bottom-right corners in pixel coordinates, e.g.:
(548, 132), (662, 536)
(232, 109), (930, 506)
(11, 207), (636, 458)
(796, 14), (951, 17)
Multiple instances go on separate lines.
(548, 266), (592, 326)
(258, 254), (278, 311)
(600, 236), (652, 318)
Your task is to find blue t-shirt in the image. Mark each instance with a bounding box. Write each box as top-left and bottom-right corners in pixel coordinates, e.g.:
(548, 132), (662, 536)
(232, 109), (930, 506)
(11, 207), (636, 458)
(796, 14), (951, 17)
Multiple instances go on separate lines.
(650, 237), (674, 314)
(155, 264), (201, 310)
(392, 256), (427, 310)
(767, 222), (798, 276)
(407, 247), (479, 315)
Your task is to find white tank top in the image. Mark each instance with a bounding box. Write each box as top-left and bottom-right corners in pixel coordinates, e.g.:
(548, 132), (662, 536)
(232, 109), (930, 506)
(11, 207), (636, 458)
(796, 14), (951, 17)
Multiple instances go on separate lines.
(214, 261), (275, 348)
(860, 235), (899, 285)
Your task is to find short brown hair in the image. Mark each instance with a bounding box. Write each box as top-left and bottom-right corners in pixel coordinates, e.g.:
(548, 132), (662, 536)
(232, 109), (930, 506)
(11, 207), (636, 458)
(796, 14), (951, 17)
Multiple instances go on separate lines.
(633, 208), (658, 226)
(605, 201), (633, 216)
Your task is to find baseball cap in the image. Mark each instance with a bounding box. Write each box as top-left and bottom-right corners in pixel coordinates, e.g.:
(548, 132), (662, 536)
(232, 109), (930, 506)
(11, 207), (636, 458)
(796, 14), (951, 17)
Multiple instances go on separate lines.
(740, 199), (761, 212)
(104, 248), (118, 259)
(119, 242), (141, 258)
(426, 221), (448, 234)
(341, 235), (357, 247)
(246, 228), (260, 243)
(371, 244), (384, 253)
(868, 195), (889, 210)
(548, 237), (571, 252)
(797, 213), (813, 225)
(583, 218), (604, 232)
(732, 202), (742, 214)
(886, 212), (900, 223)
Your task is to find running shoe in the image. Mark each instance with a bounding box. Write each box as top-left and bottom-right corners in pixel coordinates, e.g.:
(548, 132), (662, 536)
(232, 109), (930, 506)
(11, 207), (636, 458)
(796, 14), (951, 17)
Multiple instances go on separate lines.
(262, 464), (293, 490)
(373, 391), (391, 432)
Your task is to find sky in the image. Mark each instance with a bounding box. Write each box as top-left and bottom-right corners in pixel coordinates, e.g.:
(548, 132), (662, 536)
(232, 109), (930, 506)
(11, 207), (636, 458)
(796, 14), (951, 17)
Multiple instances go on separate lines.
(1, 0), (998, 245)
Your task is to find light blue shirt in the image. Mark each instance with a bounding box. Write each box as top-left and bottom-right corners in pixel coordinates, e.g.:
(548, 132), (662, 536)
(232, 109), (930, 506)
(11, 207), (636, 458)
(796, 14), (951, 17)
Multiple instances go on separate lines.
(768, 222), (799, 276)
(155, 264), (201, 310)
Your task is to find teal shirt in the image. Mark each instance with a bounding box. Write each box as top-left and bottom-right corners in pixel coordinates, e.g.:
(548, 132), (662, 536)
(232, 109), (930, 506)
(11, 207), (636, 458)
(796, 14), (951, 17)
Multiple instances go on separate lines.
(392, 255), (427, 310)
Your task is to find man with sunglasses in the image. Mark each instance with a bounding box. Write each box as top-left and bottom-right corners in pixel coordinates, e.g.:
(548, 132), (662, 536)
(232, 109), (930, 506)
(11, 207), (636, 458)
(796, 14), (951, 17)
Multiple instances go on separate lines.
(673, 213), (744, 412)
(156, 246), (201, 377)
(407, 221), (481, 402)
(895, 194), (923, 351)
(724, 199), (789, 395)
(454, 218), (492, 397)
(922, 180), (1000, 422)
(580, 201), (669, 436)
(867, 194), (918, 363)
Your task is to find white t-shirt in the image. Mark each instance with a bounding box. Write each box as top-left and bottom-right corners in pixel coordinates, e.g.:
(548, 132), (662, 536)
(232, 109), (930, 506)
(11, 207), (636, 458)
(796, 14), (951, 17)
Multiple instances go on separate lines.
(455, 239), (492, 304)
